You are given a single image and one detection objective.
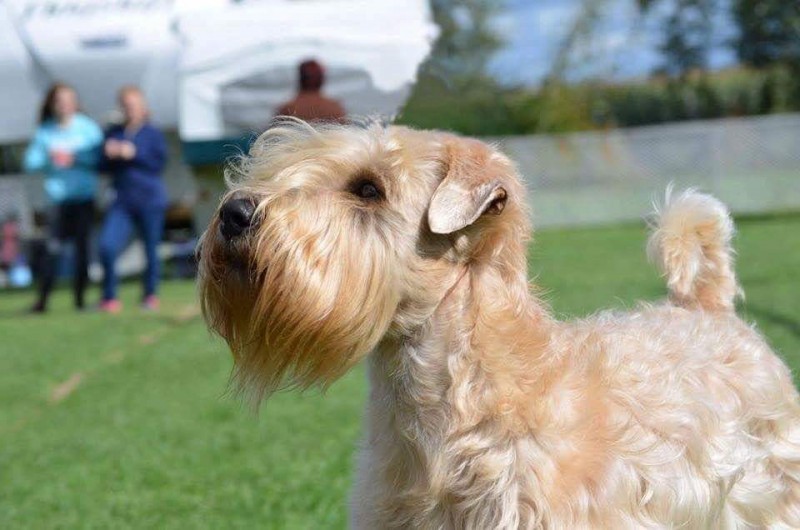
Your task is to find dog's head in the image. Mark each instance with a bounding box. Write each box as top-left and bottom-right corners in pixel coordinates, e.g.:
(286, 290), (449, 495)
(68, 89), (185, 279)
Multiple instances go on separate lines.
(198, 118), (529, 400)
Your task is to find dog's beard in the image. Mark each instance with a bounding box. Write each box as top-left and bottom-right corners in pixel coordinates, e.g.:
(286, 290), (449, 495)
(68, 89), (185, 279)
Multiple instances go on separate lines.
(199, 196), (400, 404)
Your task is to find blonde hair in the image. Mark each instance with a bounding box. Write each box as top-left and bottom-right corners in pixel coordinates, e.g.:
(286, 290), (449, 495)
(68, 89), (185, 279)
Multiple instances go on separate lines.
(117, 85), (150, 120)
(117, 84), (144, 100)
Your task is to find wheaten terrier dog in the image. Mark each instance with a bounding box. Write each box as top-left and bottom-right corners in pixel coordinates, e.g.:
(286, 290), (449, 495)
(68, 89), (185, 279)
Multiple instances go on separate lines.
(198, 119), (800, 529)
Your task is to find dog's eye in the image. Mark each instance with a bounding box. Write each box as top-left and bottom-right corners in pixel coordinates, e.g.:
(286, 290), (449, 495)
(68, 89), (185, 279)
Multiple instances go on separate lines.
(349, 179), (383, 201)
(359, 183), (379, 199)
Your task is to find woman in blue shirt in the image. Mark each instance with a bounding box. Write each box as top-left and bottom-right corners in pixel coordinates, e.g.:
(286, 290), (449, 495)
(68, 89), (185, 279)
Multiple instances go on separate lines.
(24, 83), (103, 313)
(99, 86), (168, 312)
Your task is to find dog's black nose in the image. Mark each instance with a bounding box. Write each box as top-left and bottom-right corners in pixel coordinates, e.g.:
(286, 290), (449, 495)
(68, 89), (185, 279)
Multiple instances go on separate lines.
(219, 197), (256, 240)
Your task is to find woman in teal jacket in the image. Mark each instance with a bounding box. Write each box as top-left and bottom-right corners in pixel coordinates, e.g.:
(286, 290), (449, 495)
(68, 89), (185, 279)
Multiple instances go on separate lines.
(24, 83), (103, 313)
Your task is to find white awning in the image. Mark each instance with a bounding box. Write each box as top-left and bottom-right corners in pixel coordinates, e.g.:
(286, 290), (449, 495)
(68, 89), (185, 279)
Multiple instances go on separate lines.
(0, 0), (47, 143)
(177, 0), (437, 140)
(0, 0), (436, 143)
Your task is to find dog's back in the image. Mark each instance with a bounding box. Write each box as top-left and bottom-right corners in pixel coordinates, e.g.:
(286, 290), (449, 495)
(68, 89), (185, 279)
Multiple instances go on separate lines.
(565, 190), (800, 527)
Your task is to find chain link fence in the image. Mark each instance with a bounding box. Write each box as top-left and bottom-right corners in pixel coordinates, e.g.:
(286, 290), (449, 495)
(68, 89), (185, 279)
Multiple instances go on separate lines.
(495, 113), (800, 227)
(2, 113), (799, 233)
(0, 177), (36, 235)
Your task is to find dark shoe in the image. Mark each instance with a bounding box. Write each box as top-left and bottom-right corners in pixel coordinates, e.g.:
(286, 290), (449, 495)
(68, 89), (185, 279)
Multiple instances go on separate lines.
(28, 302), (47, 314)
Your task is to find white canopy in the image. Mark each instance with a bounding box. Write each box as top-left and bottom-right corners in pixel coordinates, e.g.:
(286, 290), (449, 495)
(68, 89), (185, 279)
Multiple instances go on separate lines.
(179, 0), (437, 140)
(0, 0), (187, 143)
(0, 0), (54, 143)
(0, 0), (436, 143)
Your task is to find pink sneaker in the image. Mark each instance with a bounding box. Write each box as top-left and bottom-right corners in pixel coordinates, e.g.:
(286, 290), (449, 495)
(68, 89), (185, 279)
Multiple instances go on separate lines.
(99, 299), (123, 314)
(142, 295), (160, 311)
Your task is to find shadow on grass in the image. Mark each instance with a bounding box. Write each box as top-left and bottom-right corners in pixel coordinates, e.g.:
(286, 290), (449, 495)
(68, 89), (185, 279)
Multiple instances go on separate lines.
(744, 303), (800, 340)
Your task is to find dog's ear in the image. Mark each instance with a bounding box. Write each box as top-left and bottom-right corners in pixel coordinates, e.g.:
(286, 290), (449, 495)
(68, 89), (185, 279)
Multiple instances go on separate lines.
(428, 136), (509, 235)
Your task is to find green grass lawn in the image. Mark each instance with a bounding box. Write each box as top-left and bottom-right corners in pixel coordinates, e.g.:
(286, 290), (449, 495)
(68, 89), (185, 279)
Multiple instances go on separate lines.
(1, 215), (798, 529)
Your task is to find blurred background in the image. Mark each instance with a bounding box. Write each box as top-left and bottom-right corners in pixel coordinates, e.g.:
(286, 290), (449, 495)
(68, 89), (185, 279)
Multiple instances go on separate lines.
(1, 1), (798, 528)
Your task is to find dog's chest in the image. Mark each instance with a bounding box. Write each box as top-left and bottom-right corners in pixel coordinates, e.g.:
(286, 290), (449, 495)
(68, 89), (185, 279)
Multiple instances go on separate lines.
(361, 345), (548, 528)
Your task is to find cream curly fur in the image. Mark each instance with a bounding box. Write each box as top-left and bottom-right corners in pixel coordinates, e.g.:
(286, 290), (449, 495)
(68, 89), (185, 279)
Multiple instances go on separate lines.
(198, 119), (800, 529)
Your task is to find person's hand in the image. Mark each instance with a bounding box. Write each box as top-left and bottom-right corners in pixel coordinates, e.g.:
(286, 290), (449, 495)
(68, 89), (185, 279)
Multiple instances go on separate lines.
(104, 139), (121, 159)
(119, 141), (136, 160)
(50, 149), (74, 168)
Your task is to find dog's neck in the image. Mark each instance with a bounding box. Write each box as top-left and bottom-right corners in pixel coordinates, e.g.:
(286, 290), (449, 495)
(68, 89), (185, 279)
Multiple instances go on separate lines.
(380, 261), (552, 416)
(366, 260), (554, 515)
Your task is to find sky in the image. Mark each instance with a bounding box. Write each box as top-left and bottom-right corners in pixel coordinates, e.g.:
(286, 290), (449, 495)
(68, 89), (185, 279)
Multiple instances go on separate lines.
(489, 0), (739, 86)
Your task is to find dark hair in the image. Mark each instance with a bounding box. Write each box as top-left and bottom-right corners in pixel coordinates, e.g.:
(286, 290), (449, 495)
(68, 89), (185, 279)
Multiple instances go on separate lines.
(299, 59), (325, 91)
(39, 82), (76, 124)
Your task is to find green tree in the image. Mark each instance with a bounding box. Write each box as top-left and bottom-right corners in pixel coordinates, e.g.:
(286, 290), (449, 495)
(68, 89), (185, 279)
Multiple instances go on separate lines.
(424, 0), (506, 86)
(657, 0), (716, 76)
(399, 0), (507, 133)
(546, 0), (606, 83)
(732, 0), (800, 68)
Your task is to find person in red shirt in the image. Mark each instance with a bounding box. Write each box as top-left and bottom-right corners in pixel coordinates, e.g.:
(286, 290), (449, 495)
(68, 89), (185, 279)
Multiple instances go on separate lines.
(275, 60), (346, 122)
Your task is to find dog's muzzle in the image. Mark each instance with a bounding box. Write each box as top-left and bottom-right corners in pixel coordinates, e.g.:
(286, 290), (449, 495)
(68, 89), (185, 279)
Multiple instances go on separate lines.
(219, 197), (256, 240)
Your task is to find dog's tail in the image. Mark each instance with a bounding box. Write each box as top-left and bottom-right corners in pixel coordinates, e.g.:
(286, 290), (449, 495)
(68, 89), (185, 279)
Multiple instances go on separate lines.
(647, 187), (741, 312)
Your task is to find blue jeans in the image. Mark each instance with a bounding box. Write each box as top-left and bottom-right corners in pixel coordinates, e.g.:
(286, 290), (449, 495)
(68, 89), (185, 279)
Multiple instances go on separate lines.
(99, 204), (165, 301)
